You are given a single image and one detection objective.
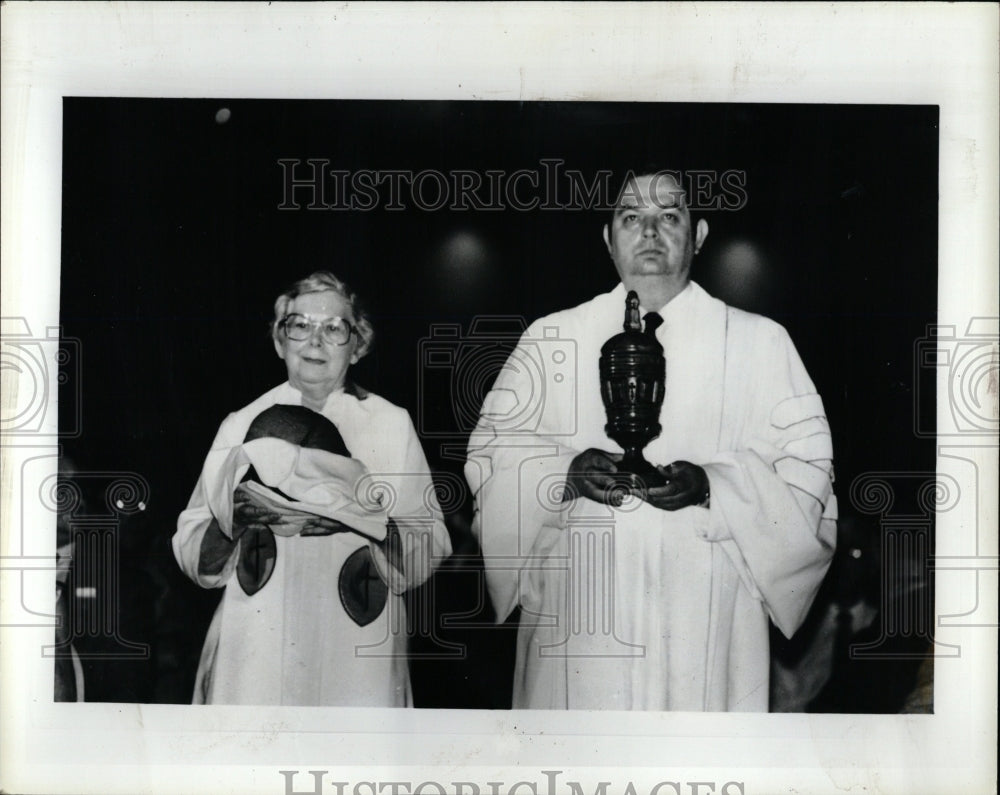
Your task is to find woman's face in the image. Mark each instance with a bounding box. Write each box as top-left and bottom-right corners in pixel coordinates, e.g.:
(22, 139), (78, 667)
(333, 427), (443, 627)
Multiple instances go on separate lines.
(274, 290), (360, 400)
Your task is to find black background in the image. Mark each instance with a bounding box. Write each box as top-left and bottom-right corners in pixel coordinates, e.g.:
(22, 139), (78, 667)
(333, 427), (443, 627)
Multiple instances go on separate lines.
(58, 99), (938, 709)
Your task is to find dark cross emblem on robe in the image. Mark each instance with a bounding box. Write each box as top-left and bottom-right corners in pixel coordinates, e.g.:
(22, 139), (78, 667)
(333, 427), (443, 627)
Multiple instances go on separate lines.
(198, 403), (394, 626)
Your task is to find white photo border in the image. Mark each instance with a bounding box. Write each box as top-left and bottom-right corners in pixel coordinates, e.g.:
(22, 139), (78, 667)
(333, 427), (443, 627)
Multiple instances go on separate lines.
(1, 3), (997, 794)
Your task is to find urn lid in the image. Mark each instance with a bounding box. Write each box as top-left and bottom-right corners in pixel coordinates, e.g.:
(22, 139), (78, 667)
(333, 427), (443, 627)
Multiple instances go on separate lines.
(600, 290), (664, 356)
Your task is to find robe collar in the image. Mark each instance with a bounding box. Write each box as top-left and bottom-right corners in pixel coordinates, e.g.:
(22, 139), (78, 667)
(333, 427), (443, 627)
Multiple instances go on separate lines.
(609, 279), (703, 330)
(275, 381), (359, 413)
(641, 280), (695, 316)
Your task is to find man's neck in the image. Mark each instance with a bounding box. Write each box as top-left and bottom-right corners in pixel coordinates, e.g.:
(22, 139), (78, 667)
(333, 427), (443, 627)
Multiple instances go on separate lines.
(624, 276), (691, 313)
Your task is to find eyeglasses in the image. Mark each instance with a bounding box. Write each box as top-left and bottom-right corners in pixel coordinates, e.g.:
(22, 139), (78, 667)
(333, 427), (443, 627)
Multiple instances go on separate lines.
(279, 313), (357, 346)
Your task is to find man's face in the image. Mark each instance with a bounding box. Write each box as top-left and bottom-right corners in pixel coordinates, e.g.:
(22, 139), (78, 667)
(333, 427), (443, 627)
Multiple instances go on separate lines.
(603, 173), (708, 286)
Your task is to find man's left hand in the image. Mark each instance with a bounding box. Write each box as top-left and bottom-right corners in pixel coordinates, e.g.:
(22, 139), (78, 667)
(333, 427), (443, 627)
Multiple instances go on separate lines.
(640, 460), (710, 511)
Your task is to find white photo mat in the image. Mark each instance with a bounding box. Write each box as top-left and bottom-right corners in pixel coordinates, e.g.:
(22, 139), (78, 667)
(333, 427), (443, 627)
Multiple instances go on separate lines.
(1, 3), (997, 794)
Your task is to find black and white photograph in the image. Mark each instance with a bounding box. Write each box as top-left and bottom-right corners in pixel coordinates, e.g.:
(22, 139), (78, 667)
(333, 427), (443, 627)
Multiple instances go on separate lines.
(1, 4), (997, 795)
(53, 97), (938, 714)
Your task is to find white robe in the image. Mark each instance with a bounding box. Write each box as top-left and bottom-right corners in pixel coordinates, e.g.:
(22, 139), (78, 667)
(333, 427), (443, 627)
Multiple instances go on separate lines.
(173, 383), (452, 706)
(465, 281), (837, 710)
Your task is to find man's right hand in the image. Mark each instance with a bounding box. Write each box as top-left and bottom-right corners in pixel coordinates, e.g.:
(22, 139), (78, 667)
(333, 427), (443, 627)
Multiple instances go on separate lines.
(563, 448), (625, 505)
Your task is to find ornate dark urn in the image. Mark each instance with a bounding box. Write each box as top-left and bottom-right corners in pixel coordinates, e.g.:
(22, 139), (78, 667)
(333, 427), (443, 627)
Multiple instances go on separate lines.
(599, 290), (667, 492)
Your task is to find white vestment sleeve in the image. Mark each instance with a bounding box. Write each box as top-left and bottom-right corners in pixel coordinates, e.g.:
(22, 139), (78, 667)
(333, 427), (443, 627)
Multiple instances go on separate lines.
(173, 413), (243, 589)
(466, 323), (581, 622)
(367, 411), (453, 594)
(699, 320), (837, 638)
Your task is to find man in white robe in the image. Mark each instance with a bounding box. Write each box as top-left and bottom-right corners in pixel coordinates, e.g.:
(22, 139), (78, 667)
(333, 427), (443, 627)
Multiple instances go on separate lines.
(465, 171), (837, 710)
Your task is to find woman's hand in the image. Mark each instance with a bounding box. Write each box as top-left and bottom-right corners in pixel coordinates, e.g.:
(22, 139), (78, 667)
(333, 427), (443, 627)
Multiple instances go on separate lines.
(232, 486), (282, 539)
(232, 484), (349, 537)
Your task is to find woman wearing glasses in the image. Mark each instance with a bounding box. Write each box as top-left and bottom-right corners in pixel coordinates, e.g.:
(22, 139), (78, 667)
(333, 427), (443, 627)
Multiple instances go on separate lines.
(173, 271), (451, 706)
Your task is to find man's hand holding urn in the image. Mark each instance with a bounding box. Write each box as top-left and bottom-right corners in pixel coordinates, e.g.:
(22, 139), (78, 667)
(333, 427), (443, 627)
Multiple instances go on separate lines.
(642, 460), (710, 511)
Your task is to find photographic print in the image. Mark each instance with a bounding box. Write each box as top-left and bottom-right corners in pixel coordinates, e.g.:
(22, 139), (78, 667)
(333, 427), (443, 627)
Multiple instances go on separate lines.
(2, 4), (996, 795)
(53, 97), (939, 713)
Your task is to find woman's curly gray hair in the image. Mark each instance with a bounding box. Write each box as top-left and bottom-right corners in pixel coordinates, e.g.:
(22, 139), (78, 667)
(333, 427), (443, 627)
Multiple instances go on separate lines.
(271, 271), (374, 360)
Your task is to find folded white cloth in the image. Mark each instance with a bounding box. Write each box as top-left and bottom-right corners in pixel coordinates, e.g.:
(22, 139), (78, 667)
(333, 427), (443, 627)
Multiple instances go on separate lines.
(202, 437), (389, 542)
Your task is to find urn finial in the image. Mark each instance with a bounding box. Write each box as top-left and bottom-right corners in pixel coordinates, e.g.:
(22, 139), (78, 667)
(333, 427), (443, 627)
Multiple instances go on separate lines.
(624, 290), (642, 332)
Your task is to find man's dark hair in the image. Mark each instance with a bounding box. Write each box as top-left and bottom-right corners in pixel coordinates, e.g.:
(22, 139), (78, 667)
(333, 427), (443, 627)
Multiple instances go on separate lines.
(606, 163), (699, 229)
